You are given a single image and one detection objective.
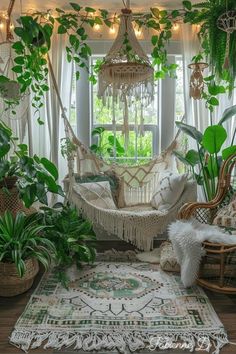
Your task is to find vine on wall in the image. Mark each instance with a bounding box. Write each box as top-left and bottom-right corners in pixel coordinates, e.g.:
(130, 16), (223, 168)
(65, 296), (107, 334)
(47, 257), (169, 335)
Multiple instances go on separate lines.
(0, 0), (235, 124)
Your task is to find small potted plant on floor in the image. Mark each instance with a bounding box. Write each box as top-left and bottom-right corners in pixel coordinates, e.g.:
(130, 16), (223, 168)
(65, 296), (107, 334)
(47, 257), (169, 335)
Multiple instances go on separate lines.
(0, 210), (55, 296)
(38, 203), (96, 287)
(0, 120), (63, 214)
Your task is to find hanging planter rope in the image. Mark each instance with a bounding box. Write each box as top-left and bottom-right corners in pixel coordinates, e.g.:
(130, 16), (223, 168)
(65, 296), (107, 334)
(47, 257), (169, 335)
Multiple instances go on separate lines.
(217, 11), (236, 69)
(188, 62), (208, 100)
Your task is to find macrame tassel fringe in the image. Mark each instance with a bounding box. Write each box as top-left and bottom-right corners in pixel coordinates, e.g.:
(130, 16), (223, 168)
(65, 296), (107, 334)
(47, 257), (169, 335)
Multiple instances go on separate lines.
(10, 329), (229, 354)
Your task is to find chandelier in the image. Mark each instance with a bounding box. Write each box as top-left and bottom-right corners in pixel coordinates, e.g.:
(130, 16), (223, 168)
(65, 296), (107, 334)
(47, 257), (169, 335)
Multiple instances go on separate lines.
(97, 0), (154, 149)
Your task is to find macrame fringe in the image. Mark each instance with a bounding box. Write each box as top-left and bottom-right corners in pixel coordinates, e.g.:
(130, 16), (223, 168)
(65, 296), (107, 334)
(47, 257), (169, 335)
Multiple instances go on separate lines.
(10, 329), (229, 354)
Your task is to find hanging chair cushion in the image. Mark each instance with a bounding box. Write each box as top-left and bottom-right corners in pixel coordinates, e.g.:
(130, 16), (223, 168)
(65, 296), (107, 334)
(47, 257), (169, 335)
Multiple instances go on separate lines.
(151, 171), (188, 211)
(74, 181), (117, 210)
(64, 170), (124, 208)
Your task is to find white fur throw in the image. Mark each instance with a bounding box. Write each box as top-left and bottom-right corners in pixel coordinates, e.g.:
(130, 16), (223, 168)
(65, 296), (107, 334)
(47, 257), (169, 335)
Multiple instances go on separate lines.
(168, 219), (236, 287)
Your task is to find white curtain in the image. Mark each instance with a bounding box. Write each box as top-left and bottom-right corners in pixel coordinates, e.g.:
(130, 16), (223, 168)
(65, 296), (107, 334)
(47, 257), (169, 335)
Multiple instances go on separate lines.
(181, 24), (210, 133)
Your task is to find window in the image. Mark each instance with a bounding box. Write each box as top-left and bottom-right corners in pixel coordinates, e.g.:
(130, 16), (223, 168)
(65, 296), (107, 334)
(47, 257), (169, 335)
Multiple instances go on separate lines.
(175, 56), (185, 122)
(90, 55), (159, 165)
(69, 68), (77, 131)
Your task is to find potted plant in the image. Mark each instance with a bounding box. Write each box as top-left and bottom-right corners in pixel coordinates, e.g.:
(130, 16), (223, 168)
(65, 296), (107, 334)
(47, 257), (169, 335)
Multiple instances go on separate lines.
(0, 120), (63, 214)
(38, 203), (96, 287)
(174, 104), (236, 201)
(0, 210), (55, 296)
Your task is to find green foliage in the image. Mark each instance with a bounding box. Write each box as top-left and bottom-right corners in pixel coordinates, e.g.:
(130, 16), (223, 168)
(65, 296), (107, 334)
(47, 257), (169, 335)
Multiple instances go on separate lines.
(37, 203), (96, 284)
(202, 125), (227, 154)
(0, 1), (234, 129)
(175, 105), (236, 201)
(183, 0), (236, 92)
(0, 211), (55, 277)
(0, 121), (63, 208)
(90, 127), (125, 158)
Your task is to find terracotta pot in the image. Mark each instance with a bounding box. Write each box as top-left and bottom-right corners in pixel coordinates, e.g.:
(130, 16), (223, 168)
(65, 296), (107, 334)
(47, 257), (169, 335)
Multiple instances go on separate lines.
(0, 258), (39, 297)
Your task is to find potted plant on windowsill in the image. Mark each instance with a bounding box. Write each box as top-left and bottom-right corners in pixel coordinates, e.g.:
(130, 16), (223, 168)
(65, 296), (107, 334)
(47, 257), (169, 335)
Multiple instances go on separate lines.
(0, 120), (64, 214)
(0, 211), (55, 296)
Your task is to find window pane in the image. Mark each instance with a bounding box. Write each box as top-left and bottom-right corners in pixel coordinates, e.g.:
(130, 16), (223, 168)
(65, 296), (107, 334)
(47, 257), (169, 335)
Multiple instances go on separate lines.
(94, 130), (153, 164)
(70, 68), (77, 131)
(175, 57), (184, 122)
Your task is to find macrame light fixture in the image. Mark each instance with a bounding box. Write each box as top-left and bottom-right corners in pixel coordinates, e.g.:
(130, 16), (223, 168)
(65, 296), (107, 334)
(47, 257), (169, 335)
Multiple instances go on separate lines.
(98, 0), (154, 149)
(217, 10), (236, 69)
(188, 62), (208, 100)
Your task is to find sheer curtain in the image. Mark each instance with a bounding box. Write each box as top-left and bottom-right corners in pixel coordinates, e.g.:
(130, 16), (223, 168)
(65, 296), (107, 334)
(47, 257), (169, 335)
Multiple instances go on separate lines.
(181, 24), (210, 133)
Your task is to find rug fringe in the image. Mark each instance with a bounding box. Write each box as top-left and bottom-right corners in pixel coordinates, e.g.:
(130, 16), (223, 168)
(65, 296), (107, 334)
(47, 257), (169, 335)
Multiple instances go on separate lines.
(9, 329), (229, 354)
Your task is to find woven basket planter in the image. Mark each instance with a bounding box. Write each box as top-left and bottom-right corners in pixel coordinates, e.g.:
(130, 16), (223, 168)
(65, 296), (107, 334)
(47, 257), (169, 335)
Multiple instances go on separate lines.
(0, 258), (39, 297)
(0, 177), (36, 216)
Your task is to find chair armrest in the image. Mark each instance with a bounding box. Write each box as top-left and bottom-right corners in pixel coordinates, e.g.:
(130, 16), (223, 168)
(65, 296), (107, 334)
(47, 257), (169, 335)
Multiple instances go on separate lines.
(178, 200), (220, 221)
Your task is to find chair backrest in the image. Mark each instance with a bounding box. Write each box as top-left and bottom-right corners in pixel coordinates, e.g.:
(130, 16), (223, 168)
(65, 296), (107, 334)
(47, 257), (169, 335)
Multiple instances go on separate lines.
(178, 153), (236, 223)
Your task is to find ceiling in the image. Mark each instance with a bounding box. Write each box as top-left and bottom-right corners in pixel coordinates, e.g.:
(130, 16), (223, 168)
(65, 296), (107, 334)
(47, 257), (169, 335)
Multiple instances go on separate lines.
(0, 0), (201, 14)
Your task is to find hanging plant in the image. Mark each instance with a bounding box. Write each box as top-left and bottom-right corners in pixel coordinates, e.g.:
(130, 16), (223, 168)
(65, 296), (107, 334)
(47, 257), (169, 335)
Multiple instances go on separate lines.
(182, 0), (236, 92)
(0, 1), (234, 125)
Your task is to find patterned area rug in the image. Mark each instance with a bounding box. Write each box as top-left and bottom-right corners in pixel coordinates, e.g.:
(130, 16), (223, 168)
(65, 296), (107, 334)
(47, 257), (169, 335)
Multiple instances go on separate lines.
(10, 261), (228, 353)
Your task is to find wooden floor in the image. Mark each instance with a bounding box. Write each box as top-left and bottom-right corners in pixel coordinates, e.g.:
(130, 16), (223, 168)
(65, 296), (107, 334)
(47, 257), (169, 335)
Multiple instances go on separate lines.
(1, 243), (236, 354)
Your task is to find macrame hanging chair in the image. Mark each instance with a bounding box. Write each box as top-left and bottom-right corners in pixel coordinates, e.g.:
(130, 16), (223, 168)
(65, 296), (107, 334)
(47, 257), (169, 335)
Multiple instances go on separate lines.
(46, 34), (195, 251)
(97, 0), (154, 148)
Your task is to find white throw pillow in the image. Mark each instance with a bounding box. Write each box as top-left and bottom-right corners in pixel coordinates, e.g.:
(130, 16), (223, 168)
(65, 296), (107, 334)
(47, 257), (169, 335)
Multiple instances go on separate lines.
(151, 171), (187, 211)
(74, 181), (117, 210)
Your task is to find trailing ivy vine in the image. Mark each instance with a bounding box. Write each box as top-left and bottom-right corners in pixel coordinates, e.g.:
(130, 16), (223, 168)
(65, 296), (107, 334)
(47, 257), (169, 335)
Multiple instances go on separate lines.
(0, 0), (235, 125)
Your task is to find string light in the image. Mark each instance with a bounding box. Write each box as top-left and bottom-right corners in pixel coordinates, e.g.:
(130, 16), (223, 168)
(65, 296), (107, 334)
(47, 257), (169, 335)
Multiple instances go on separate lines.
(94, 23), (101, 31)
(109, 25), (116, 34)
(0, 20), (4, 29)
(173, 23), (180, 31)
(10, 22), (14, 30)
(134, 27), (142, 37)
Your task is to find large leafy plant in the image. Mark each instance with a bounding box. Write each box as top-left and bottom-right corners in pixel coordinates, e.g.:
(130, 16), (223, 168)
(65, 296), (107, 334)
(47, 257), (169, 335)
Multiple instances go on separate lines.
(174, 105), (236, 201)
(0, 211), (55, 277)
(38, 203), (96, 270)
(0, 120), (63, 207)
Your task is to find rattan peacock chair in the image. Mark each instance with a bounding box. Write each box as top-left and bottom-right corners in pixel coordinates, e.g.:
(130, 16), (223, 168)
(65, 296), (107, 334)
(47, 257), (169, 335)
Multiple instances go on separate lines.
(179, 153), (236, 294)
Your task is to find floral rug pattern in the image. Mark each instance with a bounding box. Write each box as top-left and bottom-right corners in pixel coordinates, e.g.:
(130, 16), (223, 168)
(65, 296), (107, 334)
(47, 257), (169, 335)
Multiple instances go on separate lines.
(10, 262), (228, 353)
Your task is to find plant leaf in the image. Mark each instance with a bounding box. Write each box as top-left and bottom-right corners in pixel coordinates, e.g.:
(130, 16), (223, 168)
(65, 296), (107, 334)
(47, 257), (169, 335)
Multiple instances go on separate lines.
(176, 121), (203, 143)
(222, 145), (236, 160)
(202, 125), (227, 154)
(218, 105), (236, 125)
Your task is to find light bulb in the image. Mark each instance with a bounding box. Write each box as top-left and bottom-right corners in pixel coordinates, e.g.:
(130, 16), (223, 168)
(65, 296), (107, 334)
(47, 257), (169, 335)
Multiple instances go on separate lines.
(0, 21), (4, 29)
(109, 25), (116, 34)
(173, 23), (179, 31)
(10, 22), (14, 30)
(135, 28), (142, 37)
(94, 23), (101, 31)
